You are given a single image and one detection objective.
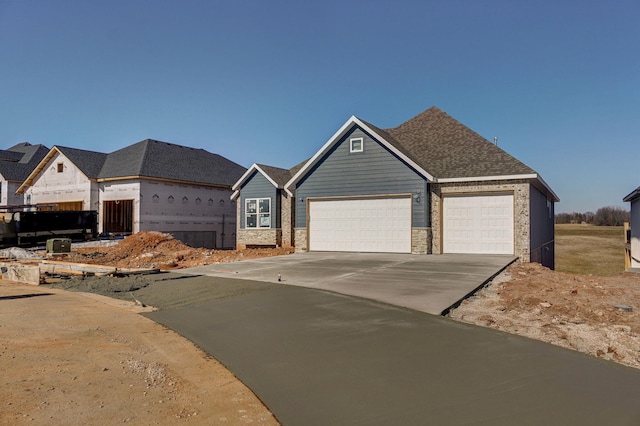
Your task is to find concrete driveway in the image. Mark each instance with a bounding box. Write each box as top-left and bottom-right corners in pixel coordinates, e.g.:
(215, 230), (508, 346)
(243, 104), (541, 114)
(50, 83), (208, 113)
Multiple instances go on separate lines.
(181, 252), (516, 315)
(145, 283), (640, 425)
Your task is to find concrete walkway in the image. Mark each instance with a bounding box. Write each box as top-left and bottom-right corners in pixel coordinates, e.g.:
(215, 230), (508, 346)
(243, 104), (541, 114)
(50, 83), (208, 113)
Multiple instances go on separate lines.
(181, 252), (516, 314)
(145, 284), (640, 425)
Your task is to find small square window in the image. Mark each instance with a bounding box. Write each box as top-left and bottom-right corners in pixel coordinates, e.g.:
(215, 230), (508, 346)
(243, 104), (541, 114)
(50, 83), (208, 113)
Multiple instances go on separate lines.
(57, 163), (64, 173)
(350, 137), (363, 153)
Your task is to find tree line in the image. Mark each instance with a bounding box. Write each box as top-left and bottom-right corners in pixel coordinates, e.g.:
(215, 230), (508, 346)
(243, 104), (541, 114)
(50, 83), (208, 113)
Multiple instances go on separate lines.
(555, 206), (630, 226)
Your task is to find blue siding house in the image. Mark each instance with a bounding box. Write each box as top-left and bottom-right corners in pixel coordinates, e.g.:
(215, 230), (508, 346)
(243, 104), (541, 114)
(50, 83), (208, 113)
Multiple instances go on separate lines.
(233, 107), (558, 269)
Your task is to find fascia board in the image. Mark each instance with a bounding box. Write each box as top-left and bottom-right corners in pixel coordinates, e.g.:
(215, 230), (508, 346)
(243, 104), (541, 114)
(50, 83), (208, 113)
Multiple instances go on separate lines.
(439, 173), (560, 202)
(232, 164), (279, 193)
(355, 117), (435, 182)
(284, 116), (435, 196)
(232, 164), (259, 191)
(254, 164), (280, 189)
(284, 116), (358, 196)
(16, 146), (61, 194)
(231, 190), (240, 201)
(623, 189), (640, 203)
(535, 174), (560, 202)
(437, 173), (539, 183)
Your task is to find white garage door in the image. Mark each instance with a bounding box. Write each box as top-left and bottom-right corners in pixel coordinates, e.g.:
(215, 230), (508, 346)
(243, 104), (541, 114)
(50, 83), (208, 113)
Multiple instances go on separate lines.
(443, 194), (514, 254)
(309, 197), (411, 253)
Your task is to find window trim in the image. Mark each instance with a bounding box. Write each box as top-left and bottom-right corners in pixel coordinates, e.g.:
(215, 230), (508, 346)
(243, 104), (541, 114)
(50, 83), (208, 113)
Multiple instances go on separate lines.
(57, 162), (64, 173)
(245, 197), (271, 229)
(350, 137), (364, 153)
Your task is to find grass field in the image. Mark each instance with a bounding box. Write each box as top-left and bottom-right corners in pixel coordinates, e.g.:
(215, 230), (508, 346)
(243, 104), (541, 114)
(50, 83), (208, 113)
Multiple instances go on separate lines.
(555, 224), (627, 276)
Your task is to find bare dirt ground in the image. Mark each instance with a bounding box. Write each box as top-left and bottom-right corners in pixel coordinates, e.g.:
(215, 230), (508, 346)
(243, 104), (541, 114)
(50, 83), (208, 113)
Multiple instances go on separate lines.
(0, 282), (278, 425)
(1, 232), (291, 425)
(58, 231), (294, 270)
(449, 262), (640, 369)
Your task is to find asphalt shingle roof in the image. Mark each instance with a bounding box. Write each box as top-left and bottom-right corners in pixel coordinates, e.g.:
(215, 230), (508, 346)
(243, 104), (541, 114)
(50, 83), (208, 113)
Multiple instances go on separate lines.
(0, 143), (49, 181)
(98, 139), (245, 186)
(56, 146), (108, 179)
(0, 150), (24, 162)
(382, 106), (536, 179)
(256, 164), (292, 187)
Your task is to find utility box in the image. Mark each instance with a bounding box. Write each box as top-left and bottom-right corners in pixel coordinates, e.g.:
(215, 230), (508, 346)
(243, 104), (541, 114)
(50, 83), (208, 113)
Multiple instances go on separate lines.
(46, 238), (71, 254)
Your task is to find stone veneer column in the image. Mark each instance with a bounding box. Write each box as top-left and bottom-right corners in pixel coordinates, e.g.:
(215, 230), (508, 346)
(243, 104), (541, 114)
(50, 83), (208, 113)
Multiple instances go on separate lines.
(236, 200), (245, 249)
(411, 228), (432, 254)
(294, 228), (307, 252)
(281, 192), (293, 248)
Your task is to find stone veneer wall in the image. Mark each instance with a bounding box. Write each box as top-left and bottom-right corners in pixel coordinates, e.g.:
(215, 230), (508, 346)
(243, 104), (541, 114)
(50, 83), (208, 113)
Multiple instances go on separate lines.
(281, 192), (294, 248)
(294, 228), (308, 252)
(236, 229), (281, 248)
(236, 202), (282, 249)
(430, 180), (531, 262)
(236, 200), (243, 249)
(411, 228), (432, 254)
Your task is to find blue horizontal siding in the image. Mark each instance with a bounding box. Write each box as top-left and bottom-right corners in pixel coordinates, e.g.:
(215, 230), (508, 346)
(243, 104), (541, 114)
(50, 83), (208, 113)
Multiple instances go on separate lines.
(240, 171), (278, 229)
(295, 127), (429, 227)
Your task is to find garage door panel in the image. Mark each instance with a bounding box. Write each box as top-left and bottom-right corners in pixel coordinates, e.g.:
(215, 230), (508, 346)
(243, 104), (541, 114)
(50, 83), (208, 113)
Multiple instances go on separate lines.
(309, 197), (411, 253)
(443, 194), (514, 255)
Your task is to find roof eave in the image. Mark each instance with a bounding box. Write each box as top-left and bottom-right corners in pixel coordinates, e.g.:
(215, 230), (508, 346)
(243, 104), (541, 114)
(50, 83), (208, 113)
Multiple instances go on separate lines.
(16, 147), (63, 194)
(623, 188), (640, 202)
(97, 175), (231, 189)
(231, 163), (280, 193)
(438, 173), (560, 202)
(284, 116), (435, 195)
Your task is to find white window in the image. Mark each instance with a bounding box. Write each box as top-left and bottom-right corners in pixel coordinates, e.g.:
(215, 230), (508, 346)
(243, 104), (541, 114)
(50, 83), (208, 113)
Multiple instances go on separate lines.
(350, 137), (363, 153)
(245, 198), (271, 228)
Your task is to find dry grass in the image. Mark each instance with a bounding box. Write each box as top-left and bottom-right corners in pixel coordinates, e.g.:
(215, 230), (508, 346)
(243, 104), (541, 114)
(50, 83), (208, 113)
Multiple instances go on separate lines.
(555, 224), (626, 276)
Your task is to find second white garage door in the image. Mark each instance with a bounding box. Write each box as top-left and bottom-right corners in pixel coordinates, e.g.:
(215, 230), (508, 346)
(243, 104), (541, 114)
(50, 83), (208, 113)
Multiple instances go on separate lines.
(443, 194), (514, 254)
(309, 197), (411, 253)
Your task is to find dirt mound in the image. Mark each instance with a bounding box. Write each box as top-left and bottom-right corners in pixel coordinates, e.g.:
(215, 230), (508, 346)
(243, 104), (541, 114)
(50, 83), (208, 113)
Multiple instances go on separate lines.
(449, 262), (640, 369)
(61, 231), (294, 270)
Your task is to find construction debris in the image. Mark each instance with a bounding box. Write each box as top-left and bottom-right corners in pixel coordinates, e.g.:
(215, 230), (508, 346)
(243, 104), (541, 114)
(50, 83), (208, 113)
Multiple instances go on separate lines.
(0, 247), (43, 260)
(56, 231), (294, 270)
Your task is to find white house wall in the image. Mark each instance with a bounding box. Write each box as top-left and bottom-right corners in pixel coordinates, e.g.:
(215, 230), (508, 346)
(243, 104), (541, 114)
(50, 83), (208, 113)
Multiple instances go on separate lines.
(0, 179), (23, 206)
(99, 179), (141, 234)
(6, 181), (23, 206)
(138, 180), (237, 249)
(631, 199), (640, 268)
(24, 152), (97, 209)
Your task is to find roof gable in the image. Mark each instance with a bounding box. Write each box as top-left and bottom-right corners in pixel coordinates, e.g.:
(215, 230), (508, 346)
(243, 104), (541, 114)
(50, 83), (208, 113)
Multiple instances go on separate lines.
(19, 140), (245, 194)
(56, 146), (108, 178)
(232, 162), (304, 200)
(17, 146), (106, 193)
(284, 107), (557, 201)
(284, 116), (434, 195)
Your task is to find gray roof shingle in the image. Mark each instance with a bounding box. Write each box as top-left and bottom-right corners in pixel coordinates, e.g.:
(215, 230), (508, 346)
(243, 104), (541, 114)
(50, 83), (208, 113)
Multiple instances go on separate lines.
(382, 107), (535, 179)
(0, 143), (49, 181)
(56, 146), (108, 179)
(98, 139), (245, 186)
(256, 164), (292, 187)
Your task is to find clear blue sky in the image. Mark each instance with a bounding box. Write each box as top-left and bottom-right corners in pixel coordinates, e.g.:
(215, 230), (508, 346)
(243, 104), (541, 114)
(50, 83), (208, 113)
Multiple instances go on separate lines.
(1, 0), (638, 213)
